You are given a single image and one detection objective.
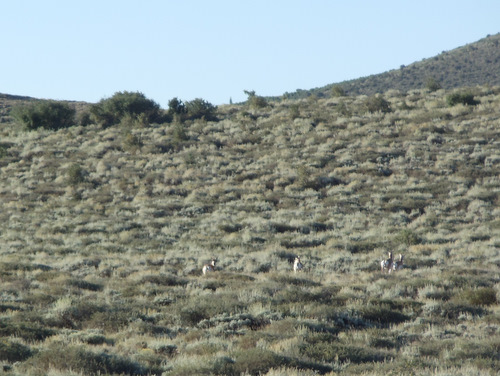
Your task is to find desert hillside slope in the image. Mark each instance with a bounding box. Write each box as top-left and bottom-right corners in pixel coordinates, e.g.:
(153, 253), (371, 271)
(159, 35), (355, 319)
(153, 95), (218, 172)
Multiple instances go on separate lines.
(0, 85), (500, 375)
(285, 33), (500, 99)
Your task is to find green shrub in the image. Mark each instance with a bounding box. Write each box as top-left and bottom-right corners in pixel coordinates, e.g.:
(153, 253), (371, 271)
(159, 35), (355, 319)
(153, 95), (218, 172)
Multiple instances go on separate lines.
(244, 90), (268, 109)
(336, 100), (351, 116)
(82, 334), (114, 346)
(69, 279), (103, 291)
(90, 91), (163, 127)
(358, 305), (410, 326)
(25, 343), (150, 375)
(446, 92), (479, 106)
(219, 223), (243, 233)
(0, 339), (32, 362)
(48, 301), (105, 329)
(185, 98), (217, 121)
(345, 239), (381, 254)
(395, 229), (420, 246)
(451, 340), (500, 363)
(140, 274), (188, 286)
(331, 85), (347, 97)
(425, 77), (442, 92)
(273, 287), (345, 307)
(67, 163), (86, 185)
(177, 294), (246, 327)
(212, 356), (236, 375)
(11, 100), (76, 130)
(0, 144), (7, 159)
(460, 287), (497, 306)
(368, 336), (397, 349)
(289, 104), (300, 119)
(304, 305), (369, 329)
(167, 97), (186, 117)
(363, 95), (391, 113)
(445, 272), (493, 289)
(76, 110), (93, 126)
(233, 348), (286, 375)
(87, 309), (131, 332)
(172, 122), (188, 143)
(418, 340), (448, 357)
(431, 302), (487, 319)
(269, 274), (321, 287)
(122, 132), (143, 152)
(300, 341), (387, 364)
(179, 306), (210, 326)
(198, 312), (272, 332)
(0, 321), (55, 341)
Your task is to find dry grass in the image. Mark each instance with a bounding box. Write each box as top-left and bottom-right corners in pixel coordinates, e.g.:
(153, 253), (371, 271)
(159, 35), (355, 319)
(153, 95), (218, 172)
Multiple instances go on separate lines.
(1, 86), (500, 375)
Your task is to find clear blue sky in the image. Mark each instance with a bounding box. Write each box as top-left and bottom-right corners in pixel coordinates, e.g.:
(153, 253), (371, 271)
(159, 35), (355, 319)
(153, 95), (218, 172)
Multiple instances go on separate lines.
(2, 1), (499, 106)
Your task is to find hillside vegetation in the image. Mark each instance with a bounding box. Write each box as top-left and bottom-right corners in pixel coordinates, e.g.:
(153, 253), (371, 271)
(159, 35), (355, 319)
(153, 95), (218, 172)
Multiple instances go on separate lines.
(1, 85), (500, 375)
(284, 33), (500, 99)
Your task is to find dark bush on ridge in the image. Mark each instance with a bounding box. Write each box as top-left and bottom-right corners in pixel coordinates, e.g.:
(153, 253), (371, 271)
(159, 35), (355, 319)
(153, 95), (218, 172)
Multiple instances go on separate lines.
(11, 100), (76, 130)
(185, 98), (217, 121)
(90, 91), (164, 127)
(244, 90), (268, 109)
(167, 96), (218, 122)
(168, 97), (186, 115)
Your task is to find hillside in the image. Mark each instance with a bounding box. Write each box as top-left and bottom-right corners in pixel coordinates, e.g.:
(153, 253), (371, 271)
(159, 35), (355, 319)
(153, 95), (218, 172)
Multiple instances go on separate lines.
(1, 86), (500, 375)
(283, 33), (500, 99)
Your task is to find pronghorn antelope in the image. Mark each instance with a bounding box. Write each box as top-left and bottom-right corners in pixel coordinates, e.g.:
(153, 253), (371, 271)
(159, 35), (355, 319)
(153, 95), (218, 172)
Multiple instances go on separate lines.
(293, 256), (304, 272)
(380, 252), (394, 273)
(202, 258), (217, 275)
(392, 254), (404, 272)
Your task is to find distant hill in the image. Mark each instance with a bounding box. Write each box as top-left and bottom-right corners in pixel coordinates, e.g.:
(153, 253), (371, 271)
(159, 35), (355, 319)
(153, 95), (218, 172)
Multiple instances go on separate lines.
(0, 93), (36, 101)
(283, 33), (500, 99)
(2, 33), (499, 109)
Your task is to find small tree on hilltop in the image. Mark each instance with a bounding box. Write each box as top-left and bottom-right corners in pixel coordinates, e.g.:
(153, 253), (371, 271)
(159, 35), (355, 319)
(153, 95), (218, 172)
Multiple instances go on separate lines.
(185, 98), (217, 121)
(11, 100), (76, 131)
(244, 90), (268, 109)
(168, 97), (187, 118)
(168, 97), (217, 122)
(90, 91), (163, 127)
